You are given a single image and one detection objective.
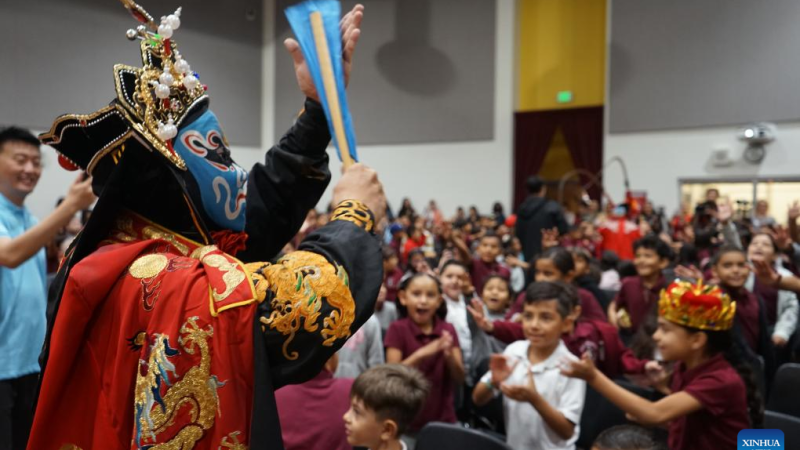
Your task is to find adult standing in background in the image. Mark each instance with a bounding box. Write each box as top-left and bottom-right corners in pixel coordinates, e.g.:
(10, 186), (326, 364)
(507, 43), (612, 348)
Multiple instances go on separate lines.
(0, 126), (95, 450)
(516, 175), (569, 262)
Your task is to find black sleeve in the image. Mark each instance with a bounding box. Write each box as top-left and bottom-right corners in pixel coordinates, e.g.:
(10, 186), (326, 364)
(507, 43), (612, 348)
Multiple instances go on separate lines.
(238, 99), (332, 263)
(552, 202), (570, 235)
(249, 201), (383, 389)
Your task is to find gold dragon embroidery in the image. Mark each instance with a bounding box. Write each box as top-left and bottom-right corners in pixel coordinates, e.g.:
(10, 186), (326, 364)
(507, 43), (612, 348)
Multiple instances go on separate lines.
(246, 251), (355, 361)
(191, 245), (247, 303)
(133, 317), (225, 449)
(219, 431), (247, 449)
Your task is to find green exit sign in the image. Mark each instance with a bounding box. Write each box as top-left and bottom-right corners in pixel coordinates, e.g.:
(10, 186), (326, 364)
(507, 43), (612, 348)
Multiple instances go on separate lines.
(557, 91), (573, 103)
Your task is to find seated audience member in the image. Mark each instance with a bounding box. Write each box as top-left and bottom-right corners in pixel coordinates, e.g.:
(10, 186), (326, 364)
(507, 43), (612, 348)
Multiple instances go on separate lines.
(481, 275), (513, 322)
(453, 231), (511, 294)
(385, 273), (465, 433)
(344, 364), (430, 450)
(599, 250), (622, 291)
(440, 260), (495, 383)
(571, 247), (611, 311)
(562, 280), (762, 450)
(276, 354), (354, 450)
(335, 314), (385, 379)
(470, 285), (660, 381)
(403, 248), (433, 280)
(592, 425), (666, 450)
(384, 246), (404, 302)
(608, 236), (671, 334)
(473, 282), (586, 450)
(507, 247), (606, 322)
(711, 246), (775, 379)
(375, 283), (398, 337)
(751, 200), (777, 230)
(744, 233), (798, 350)
(504, 236), (529, 293)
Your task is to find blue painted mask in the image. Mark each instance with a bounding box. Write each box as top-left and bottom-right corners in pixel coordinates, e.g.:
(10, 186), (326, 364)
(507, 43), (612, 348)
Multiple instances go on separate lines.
(173, 110), (247, 231)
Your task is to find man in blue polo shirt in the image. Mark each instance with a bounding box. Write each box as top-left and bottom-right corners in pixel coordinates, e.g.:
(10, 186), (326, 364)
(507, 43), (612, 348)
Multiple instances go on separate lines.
(0, 126), (94, 450)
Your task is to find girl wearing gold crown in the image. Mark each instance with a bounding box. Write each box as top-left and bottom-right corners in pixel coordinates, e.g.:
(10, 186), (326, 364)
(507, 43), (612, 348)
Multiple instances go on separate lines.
(561, 280), (763, 450)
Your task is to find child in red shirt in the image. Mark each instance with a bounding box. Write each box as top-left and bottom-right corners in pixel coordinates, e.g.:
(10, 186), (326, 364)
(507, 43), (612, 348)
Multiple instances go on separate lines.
(507, 247), (606, 322)
(385, 273), (466, 432)
(608, 236), (670, 335)
(562, 280), (761, 450)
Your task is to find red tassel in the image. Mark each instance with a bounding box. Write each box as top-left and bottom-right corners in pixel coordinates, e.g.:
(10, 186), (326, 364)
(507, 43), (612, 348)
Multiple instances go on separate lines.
(166, 140), (177, 156)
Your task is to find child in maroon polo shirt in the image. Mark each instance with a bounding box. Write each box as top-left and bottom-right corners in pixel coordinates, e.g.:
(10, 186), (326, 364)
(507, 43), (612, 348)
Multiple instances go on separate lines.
(608, 236), (671, 334)
(382, 246), (403, 302)
(562, 280), (761, 450)
(385, 273), (466, 433)
(276, 354), (354, 450)
(506, 247), (606, 322)
(711, 246), (775, 381)
(469, 296), (659, 380)
(453, 231), (511, 294)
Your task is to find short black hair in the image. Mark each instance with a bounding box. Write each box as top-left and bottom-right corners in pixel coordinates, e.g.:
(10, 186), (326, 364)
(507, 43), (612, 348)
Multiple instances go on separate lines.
(0, 126), (40, 153)
(593, 425), (663, 450)
(712, 244), (746, 266)
(382, 246), (398, 261)
(633, 235), (673, 261)
(480, 230), (502, 244)
(524, 281), (577, 318)
(526, 175), (545, 194)
(538, 247), (575, 275)
(440, 259), (468, 275)
(600, 250), (620, 272)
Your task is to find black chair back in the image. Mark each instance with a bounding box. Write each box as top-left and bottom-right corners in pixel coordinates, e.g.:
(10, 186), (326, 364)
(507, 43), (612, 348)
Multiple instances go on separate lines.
(766, 363), (800, 417)
(416, 422), (512, 450)
(577, 380), (661, 449)
(764, 410), (800, 448)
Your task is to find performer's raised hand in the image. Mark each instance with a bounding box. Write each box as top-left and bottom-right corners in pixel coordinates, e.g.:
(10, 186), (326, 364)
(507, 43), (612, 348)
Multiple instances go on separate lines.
(284, 4), (364, 102)
(332, 163), (386, 226)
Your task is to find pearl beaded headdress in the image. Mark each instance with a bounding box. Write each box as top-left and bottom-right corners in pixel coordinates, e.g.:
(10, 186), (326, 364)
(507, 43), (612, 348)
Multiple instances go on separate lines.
(40, 0), (212, 176)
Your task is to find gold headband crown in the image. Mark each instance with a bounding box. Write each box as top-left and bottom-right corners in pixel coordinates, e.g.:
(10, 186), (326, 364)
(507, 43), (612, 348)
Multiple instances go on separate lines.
(658, 280), (736, 331)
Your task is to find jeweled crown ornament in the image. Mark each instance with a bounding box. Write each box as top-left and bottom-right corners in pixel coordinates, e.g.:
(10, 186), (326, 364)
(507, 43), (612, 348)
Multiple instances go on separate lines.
(658, 280), (737, 331)
(40, 0), (212, 176)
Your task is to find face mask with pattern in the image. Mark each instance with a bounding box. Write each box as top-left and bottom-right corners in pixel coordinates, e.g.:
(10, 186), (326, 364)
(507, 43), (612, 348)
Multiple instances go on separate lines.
(173, 110), (248, 231)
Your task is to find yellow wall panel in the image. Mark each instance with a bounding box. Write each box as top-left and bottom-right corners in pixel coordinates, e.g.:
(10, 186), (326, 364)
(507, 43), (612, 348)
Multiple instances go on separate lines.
(518, 0), (607, 111)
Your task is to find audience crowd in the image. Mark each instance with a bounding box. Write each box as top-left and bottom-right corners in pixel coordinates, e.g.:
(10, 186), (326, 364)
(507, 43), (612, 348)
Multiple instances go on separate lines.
(3, 119), (798, 450)
(276, 177), (800, 450)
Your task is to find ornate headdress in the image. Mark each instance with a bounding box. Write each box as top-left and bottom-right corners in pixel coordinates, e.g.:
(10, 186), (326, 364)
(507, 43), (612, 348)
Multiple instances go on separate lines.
(39, 0), (209, 178)
(658, 280), (736, 331)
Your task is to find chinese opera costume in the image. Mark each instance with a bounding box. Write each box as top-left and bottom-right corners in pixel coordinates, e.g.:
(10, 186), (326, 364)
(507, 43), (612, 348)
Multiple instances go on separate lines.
(27, 2), (382, 449)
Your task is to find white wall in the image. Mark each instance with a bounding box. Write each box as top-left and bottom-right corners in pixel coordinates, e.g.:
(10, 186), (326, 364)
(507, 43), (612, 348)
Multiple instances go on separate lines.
(603, 121), (800, 215)
(27, 0), (515, 222)
(292, 0), (516, 218)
